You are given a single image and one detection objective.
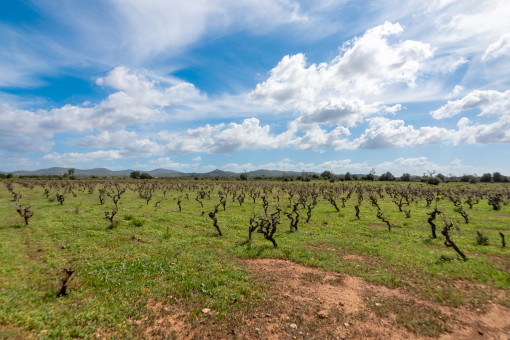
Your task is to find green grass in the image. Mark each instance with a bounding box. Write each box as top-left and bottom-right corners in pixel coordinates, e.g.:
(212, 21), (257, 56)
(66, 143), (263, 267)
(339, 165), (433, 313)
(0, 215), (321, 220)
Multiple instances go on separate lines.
(367, 295), (451, 336)
(0, 179), (509, 337)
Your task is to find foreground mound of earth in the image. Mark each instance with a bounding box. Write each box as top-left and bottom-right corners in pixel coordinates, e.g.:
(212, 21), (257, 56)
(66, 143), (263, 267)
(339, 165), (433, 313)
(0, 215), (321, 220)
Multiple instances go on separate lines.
(142, 258), (510, 339)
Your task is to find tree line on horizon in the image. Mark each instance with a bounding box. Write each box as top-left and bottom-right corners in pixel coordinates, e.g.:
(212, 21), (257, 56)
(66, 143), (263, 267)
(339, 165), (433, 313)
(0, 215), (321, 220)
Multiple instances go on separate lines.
(1, 169), (508, 185)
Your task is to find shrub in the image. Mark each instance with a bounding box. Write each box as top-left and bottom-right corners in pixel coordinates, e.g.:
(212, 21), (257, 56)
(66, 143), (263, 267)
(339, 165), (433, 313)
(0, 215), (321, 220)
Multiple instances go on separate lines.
(130, 218), (145, 228)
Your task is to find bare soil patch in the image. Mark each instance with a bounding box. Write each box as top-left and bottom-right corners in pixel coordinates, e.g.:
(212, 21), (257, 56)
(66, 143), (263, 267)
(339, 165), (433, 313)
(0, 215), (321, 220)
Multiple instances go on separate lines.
(342, 254), (367, 262)
(139, 259), (510, 339)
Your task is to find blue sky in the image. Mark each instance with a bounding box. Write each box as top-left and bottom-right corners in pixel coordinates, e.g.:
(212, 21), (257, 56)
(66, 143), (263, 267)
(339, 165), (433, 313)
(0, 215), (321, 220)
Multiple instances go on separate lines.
(1, 0), (510, 175)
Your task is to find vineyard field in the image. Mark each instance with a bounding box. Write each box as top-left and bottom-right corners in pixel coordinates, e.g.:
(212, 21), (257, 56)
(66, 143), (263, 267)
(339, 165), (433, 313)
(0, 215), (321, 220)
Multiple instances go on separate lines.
(1, 179), (509, 338)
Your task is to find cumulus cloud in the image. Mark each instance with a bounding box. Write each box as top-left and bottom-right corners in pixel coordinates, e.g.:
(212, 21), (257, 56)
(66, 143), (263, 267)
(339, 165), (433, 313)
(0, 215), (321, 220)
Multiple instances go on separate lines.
(0, 105), (55, 152)
(353, 117), (417, 149)
(250, 21), (433, 126)
(161, 118), (294, 153)
(149, 157), (189, 169)
(0, 67), (204, 153)
(431, 89), (510, 119)
(350, 115), (510, 148)
(120, 139), (164, 157)
(42, 137), (164, 164)
(299, 98), (383, 127)
(334, 22), (433, 89)
(454, 116), (510, 145)
(293, 124), (351, 150)
(153, 111), (510, 155)
(76, 130), (137, 148)
(351, 117), (449, 149)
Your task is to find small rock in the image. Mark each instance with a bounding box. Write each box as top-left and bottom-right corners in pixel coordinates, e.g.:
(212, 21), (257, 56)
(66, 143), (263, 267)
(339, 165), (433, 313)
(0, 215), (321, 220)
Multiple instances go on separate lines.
(375, 303), (381, 307)
(255, 328), (261, 333)
(344, 322), (350, 327)
(338, 301), (345, 306)
(202, 308), (211, 314)
(476, 308), (481, 312)
(478, 330), (484, 335)
(318, 310), (328, 319)
(290, 323), (298, 329)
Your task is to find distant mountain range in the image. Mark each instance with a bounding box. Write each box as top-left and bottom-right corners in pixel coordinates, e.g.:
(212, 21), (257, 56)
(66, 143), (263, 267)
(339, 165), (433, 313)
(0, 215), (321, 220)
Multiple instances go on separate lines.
(0, 167), (309, 178)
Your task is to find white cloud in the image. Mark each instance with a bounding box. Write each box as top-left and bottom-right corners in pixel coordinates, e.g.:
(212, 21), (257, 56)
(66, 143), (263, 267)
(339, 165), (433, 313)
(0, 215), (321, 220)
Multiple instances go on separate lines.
(0, 67), (204, 152)
(250, 22), (433, 126)
(42, 137), (164, 164)
(334, 22), (433, 89)
(293, 124), (351, 151)
(221, 158), (369, 174)
(0, 104), (55, 152)
(482, 33), (510, 61)
(120, 139), (164, 157)
(76, 130), (137, 148)
(351, 117), (449, 149)
(384, 104), (403, 114)
(220, 156), (494, 176)
(149, 157), (189, 169)
(426, 0), (510, 54)
(0, 154), (40, 172)
(448, 85), (465, 98)
(299, 97), (383, 127)
(375, 157), (490, 176)
(0, 0), (341, 87)
(431, 89), (510, 119)
(453, 116), (510, 145)
(42, 150), (123, 164)
(161, 118), (294, 153)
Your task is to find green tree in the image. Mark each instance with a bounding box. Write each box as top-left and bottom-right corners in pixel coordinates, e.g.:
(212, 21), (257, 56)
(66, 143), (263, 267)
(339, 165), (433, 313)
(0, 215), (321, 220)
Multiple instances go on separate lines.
(363, 173), (375, 181)
(493, 172), (505, 182)
(140, 173), (153, 179)
(130, 171), (141, 179)
(379, 171), (395, 181)
(321, 171), (333, 179)
(400, 173), (411, 181)
(480, 173), (492, 183)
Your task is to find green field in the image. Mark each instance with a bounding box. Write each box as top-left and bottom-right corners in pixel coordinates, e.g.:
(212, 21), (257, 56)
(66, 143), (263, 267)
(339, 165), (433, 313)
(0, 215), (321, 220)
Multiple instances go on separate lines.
(1, 179), (509, 338)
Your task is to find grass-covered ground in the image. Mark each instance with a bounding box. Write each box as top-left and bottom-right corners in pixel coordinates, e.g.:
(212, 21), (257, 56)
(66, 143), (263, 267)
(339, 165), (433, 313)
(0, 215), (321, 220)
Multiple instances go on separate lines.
(0, 179), (509, 338)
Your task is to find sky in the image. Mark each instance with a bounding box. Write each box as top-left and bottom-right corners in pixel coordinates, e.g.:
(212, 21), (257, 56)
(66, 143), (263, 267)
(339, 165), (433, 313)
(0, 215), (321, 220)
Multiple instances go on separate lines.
(1, 0), (510, 176)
